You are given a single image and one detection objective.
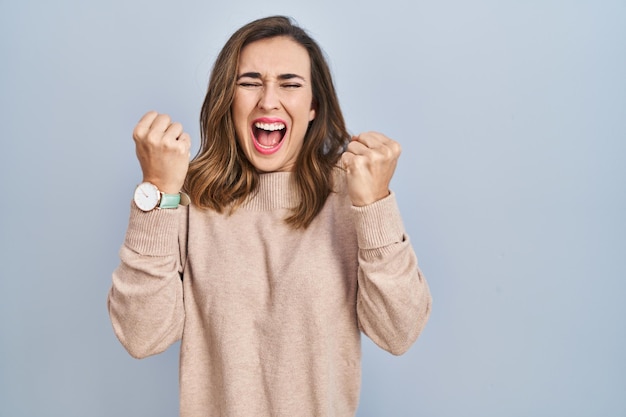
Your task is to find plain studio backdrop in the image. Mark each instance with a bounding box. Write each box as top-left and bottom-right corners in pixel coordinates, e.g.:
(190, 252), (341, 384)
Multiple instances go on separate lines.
(1, 0), (624, 416)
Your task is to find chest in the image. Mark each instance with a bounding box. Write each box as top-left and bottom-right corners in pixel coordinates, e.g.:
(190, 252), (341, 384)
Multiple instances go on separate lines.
(183, 204), (359, 315)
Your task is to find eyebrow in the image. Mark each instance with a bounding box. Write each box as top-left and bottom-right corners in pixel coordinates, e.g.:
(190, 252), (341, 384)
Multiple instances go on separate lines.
(236, 72), (306, 81)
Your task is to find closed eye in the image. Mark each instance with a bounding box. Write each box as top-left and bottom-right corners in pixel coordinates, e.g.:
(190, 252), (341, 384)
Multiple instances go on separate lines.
(237, 82), (262, 88)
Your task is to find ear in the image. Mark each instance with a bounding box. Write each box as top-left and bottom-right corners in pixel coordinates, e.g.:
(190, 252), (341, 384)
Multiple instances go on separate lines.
(309, 100), (317, 122)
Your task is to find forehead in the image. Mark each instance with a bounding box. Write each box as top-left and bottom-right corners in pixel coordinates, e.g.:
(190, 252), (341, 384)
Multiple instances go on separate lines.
(238, 36), (311, 77)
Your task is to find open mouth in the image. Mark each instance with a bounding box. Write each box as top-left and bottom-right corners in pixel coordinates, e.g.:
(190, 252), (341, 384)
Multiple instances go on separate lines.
(252, 120), (287, 155)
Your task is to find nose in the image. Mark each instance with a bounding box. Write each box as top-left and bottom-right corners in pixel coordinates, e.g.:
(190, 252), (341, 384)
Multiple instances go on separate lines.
(257, 84), (280, 110)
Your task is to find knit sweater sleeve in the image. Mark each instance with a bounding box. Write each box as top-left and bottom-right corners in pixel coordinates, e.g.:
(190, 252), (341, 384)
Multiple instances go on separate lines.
(353, 192), (432, 355)
(107, 203), (186, 359)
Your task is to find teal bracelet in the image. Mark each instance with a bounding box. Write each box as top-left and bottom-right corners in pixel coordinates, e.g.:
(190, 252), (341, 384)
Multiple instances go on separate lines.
(158, 192), (181, 209)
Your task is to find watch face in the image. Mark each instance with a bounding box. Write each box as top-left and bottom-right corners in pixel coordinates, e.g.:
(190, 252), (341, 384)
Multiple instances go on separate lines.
(134, 182), (160, 211)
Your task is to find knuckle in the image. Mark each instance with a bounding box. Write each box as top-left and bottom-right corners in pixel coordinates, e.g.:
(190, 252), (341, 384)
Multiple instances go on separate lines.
(346, 142), (359, 153)
(171, 142), (185, 154)
(162, 140), (177, 151)
(379, 146), (393, 158)
(143, 110), (158, 122)
(156, 113), (171, 125)
(352, 155), (368, 169)
(145, 130), (161, 143)
(170, 122), (183, 132)
(132, 126), (147, 142)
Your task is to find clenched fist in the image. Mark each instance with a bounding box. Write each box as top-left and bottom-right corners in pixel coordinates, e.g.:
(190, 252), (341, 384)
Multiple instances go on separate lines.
(133, 111), (191, 194)
(341, 132), (401, 207)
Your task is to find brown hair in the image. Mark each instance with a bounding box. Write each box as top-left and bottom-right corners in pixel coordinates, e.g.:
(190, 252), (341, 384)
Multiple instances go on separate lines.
(185, 15), (350, 228)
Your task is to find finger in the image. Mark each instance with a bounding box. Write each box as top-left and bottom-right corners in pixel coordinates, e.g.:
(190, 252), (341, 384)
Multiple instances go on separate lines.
(341, 151), (355, 170)
(133, 111), (159, 140)
(143, 114), (173, 146)
(341, 149), (370, 169)
(178, 132), (191, 144)
(137, 110), (159, 127)
(175, 132), (192, 154)
(150, 113), (173, 133)
(165, 131), (192, 155)
(160, 129), (190, 153)
(354, 132), (401, 158)
(345, 139), (371, 156)
(179, 132), (192, 156)
(352, 131), (390, 148)
(163, 122), (184, 142)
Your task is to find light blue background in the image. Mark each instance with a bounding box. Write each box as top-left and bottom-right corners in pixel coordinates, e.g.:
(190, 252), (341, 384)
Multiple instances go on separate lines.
(1, 0), (624, 416)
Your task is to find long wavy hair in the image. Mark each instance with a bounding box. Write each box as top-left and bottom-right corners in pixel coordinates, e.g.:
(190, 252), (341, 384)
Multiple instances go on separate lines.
(185, 15), (350, 229)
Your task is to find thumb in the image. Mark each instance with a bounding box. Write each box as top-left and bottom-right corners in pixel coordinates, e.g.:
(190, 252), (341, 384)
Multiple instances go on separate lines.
(341, 150), (355, 171)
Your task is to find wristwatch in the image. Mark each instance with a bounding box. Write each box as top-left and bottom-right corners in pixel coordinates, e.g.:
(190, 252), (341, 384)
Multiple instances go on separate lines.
(133, 182), (182, 211)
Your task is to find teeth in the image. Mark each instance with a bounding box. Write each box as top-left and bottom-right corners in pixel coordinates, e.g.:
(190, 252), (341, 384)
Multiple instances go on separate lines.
(254, 122), (285, 131)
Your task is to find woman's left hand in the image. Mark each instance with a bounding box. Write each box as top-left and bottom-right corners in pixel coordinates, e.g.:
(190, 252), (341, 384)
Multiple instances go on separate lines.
(341, 132), (401, 207)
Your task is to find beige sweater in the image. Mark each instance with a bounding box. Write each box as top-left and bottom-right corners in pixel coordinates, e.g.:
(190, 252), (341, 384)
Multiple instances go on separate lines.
(108, 169), (431, 417)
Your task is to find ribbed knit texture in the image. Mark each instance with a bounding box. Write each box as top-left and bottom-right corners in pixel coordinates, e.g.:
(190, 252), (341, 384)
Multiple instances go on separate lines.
(108, 169), (431, 417)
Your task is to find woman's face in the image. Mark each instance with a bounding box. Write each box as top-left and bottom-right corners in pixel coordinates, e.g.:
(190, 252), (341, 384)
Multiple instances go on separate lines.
(233, 36), (316, 172)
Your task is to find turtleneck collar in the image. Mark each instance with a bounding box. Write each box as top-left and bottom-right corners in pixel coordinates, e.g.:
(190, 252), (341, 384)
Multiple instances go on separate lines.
(241, 171), (300, 211)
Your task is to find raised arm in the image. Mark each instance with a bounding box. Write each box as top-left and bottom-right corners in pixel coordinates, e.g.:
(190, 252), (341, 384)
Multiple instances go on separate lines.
(107, 111), (191, 359)
(343, 132), (432, 355)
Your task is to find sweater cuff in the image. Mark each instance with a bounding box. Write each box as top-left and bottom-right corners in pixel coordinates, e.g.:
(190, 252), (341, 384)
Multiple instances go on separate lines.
(124, 202), (181, 256)
(351, 191), (406, 250)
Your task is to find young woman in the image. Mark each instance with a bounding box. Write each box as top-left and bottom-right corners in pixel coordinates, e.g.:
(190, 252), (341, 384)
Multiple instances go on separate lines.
(109, 15), (431, 417)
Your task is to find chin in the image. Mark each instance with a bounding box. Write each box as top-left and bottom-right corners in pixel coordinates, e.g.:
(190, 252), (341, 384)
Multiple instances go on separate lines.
(249, 156), (294, 173)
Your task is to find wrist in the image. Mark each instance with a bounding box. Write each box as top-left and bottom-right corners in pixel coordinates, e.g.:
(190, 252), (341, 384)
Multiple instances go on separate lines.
(141, 178), (183, 195)
(133, 182), (186, 211)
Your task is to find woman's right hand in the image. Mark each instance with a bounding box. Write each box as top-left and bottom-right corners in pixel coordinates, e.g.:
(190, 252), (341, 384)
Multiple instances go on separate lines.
(133, 111), (191, 194)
